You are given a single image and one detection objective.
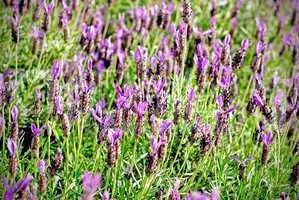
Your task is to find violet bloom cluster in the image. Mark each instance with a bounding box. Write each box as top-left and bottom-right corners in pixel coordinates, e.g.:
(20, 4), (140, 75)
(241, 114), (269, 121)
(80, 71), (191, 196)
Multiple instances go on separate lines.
(195, 42), (209, 89)
(184, 87), (195, 121)
(1, 174), (33, 200)
(146, 134), (164, 173)
(107, 128), (122, 166)
(185, 187), (220, 200)
(31, 123), (46, 158)
(261, 131), (273, 165)
(81, 171), (101, 200)
(7, 138), (17, 176)
(37, 159), (47, 192)
(157, 120), (172, 159)
(10, 106), (19, 142)
(215, 95), (236, 146)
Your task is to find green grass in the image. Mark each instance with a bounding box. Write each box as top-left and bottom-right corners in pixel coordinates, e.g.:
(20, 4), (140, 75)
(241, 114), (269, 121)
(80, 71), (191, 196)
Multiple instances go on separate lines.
(0, 0), (298, 199)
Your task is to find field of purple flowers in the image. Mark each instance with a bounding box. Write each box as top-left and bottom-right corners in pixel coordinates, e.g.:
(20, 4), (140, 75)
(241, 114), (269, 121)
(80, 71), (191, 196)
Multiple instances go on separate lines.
(0, 0), (298, 199)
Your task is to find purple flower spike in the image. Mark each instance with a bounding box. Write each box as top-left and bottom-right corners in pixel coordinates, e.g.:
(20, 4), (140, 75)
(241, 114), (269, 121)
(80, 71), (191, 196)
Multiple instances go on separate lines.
(37, 160), (46, 173)
(51, 60), (62, 80)
(16, 174), (33, 192)
(256, 18), (266, 38)
(187, 87), (195, 102)
(256, 41), (266, 54)
(134, 101), (148, 117)
(252, 90), (264, 107)
(82, 171), (101, 196)
(102, 191), (110, 200)
(169, 178), (180, 200)
(219, 67), (232, 88)
(29, 25), (45, 40)
(202, 123), (210, 134)
(150, 135), (159, 154)
(7, 138), (16, 156)
(241, 39), (250, 50)
(117, 49), (126, 67)
(1, 177), (15, 200)
(108, 128), (122, 145)
(216, 95), (223, 110)
(224, 34), (231, 46)
(31, 123), (45, 137)
(87, 58), (93, 71)
(273, 90), (284, 107)
(158, 120), (172, 134)
(261, 131), (273, 147)
(11, 106), (18, 122)
(135, 46), (147, 63)
(44, 1), (54, 15)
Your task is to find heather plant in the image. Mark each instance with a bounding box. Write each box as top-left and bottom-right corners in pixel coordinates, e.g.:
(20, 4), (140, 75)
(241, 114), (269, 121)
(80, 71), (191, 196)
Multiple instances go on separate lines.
(0, 0), (298, 199)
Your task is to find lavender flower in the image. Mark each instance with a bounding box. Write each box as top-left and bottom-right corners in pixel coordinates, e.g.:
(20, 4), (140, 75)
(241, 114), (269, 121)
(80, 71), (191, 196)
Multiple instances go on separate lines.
(169, 178), (180, 200)
(256, 18), (266, 41)
(42, 1), (54, 32)
(37, 160), (47, 192)
(135, 46), (147, 81)
(261, 131), (273, 164)
(184, 87), (195, 121)
(182, 0), (192, 25)
(173, 100), (181, 124)
(34, 88), (42, 114)
(7, 138), (17, 176)
(158, 120), (172, 159)
(232, 154), (253, 179)
(151, 78), (168, 116)
(232, 39), (250, 70)
(11, 15), (19, 43)
(116, 49), (126, 83)
(29, 25), (45, 55)
(220, 34), (231, 66)
(195, 43), (209, 89)
(146, 134), (161, 173)
(10, 106), (18, 142)
(17, 176), (33, 197)
(189, 114), (201, 143)
(102, 191), (110, 200)
(201, 123), (211, 153)
(33, 0), (43, 21)
(81, 171), (101, 200)
(60, 113), (70, 137)
(50, 147), (63, 176)
(134, 101), (148, 136)
(107, 129), (122, 166)
(31, 123), (45, 158)
(81, 80), (92, 115)
(1, 176), (15, 200)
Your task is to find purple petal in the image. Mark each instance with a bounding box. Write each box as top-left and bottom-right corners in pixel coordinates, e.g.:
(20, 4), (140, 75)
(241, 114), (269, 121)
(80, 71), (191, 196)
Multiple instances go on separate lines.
(241, 39), (250, 50)
(216, 95), (223, 110)
(7, 138), (16, 156)
(82, 171), (101, 195)
(252, 90), (264, 107)
(261, 131), (273, 146)
(273, 90), (284, 107)
(158, 120), (172, 134)
(11, 106), (18, 122)
(37, 160), (46, 173)
(16, 175), (33, 192)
